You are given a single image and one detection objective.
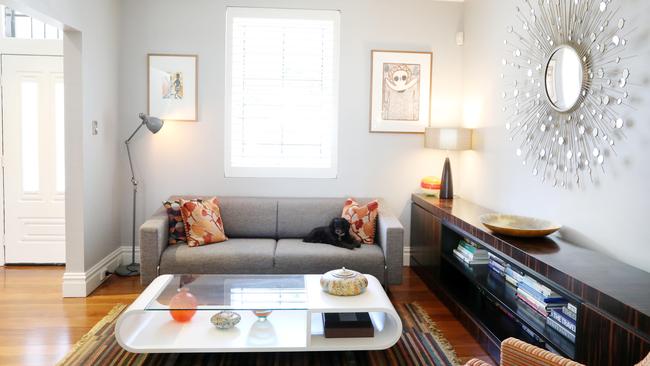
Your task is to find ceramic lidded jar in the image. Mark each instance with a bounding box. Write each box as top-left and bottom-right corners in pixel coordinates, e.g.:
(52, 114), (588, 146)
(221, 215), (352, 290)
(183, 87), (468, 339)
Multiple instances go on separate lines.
(210, 311), (241, 329)
(320, 267), (368, 296)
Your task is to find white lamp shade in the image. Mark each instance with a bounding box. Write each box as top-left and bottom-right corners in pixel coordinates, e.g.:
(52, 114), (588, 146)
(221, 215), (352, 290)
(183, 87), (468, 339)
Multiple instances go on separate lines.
(424, 127), (473, 151)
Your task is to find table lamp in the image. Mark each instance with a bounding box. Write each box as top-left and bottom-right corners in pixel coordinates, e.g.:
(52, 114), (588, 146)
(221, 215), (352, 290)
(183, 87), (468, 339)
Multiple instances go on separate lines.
(115, 113), (164, 277)
(424, 127), (472, 199)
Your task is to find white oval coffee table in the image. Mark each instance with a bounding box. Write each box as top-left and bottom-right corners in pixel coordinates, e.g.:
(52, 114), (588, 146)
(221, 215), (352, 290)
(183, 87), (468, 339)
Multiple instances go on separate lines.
(115, 274), (402, 353)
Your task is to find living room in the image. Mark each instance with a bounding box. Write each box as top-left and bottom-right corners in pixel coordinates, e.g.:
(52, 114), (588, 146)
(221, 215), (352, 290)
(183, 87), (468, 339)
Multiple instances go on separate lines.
(0, 0), (648, 365)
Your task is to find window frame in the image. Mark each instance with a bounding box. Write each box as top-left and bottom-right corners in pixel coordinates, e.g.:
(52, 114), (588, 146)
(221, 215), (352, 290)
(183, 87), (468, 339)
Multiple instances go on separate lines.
(224, 7), (341, 179)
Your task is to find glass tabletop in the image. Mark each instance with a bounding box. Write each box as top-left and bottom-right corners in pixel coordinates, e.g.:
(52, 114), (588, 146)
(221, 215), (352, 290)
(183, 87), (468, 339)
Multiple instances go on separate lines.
(146, 274), (309, 311)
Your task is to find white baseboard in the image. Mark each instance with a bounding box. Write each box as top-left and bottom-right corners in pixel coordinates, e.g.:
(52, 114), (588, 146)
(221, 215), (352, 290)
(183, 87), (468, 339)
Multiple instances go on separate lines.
(62, 246), (123, 297)
(62, 245), (140, 298)
(403, 246), (411, 266)
(120, 245), (141, 265)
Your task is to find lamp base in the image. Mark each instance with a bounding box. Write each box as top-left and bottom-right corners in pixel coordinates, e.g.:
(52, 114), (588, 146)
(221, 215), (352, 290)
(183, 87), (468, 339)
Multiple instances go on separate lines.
(115, 263), (140, 277)
(440, 157), (454, 199)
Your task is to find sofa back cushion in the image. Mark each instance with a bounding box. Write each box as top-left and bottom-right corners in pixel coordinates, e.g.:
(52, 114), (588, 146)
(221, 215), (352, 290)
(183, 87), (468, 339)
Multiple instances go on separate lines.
(219, 197), (278, 238)
(277, 198), (347, 238)
(166, 196), (374, 239)
(170, 196), (277, 238)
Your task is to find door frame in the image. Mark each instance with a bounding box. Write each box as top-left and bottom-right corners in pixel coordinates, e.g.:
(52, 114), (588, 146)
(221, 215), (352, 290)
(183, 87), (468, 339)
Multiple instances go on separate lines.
(0, 38), (62, 265)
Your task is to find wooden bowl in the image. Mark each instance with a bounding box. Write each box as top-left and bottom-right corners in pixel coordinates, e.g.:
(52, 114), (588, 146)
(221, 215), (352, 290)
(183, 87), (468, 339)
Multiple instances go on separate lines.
(479, 213), (561, 238)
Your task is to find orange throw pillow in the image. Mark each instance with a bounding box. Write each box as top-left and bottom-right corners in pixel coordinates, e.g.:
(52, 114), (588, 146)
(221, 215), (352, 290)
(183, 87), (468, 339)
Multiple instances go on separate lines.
(179, 197), (228, 247)
(341, 198), (379, 244)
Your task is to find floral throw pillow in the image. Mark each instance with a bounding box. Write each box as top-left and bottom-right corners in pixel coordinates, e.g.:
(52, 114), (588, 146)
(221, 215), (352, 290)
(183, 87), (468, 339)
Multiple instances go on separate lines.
(179, 197), (228, 247)
(341, 198), (379, 244)
(163, 200), (187, 245)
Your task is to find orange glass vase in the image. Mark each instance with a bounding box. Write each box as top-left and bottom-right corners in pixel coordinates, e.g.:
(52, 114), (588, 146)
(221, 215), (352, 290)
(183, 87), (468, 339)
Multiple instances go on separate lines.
(169, 288), (197, 322)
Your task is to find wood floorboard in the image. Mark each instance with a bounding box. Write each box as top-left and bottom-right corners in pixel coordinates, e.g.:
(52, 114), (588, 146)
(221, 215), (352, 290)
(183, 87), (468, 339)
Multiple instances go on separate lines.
(0, 266), (493, 366)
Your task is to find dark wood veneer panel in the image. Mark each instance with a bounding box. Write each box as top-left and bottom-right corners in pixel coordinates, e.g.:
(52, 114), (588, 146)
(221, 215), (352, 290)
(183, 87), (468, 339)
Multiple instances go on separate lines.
(412, 194), (650, 337)
(580, 304), (650, 366)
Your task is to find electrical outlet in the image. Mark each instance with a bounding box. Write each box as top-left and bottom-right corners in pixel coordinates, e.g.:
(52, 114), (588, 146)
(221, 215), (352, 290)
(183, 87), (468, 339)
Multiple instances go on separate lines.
(100, 266), (108, 281)
(92, 120), (99, 135)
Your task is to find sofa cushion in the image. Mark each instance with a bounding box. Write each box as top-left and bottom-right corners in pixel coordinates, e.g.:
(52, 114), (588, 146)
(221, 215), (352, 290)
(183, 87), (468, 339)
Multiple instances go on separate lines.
(163, 200), (186, 245)
(180, 197), (228, 247)
(159, 238), (276, 274)
(277, 198), (346, 238)
(170, 196), (278, 238)
(342, 198), (379, 244)
(218, 197), (278, 238)
(273, 239), (385, 282)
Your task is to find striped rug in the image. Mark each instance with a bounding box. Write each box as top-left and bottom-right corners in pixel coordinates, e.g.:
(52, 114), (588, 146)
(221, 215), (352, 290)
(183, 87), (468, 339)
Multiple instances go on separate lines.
(57, 302), (460, 366)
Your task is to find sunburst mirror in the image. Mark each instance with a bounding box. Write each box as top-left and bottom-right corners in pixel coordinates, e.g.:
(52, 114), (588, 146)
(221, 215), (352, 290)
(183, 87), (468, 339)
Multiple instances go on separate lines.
(502, 0), (632, 188)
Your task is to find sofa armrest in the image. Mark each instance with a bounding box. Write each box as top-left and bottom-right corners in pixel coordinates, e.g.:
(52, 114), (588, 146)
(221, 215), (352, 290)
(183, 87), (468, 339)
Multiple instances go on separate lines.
(376, 200), (404, 285)
(139, 207), (169, 285)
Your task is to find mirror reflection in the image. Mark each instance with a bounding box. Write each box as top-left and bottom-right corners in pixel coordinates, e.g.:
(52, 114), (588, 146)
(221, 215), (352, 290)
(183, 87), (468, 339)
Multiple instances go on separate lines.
(545, 46), (584, 112)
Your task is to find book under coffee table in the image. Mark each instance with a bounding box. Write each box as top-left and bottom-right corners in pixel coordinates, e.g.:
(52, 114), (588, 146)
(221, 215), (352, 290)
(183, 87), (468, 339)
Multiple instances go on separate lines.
(115, 274), (402, 353)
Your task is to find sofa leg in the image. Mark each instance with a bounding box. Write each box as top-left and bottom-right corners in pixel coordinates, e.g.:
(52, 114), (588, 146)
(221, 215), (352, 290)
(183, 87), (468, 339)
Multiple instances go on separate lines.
(383, 265), (390, 294)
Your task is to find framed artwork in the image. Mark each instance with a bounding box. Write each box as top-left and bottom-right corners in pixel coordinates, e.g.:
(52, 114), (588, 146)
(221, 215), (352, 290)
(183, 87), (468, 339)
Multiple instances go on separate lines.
(148, 54), (198, 121)
(369, 50), (432, 133)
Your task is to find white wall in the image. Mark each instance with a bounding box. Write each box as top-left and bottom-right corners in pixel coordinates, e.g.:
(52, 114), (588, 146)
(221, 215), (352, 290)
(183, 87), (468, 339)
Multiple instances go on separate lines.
(460, 0), (650, 273)
(118, 0), (465, 254)
(7, 0), (122, 276)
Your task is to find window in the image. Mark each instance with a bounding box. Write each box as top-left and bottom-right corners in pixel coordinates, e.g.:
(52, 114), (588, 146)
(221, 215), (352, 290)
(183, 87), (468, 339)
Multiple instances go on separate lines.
(225, 7), (340, 178)
(21, 79), (39, 192)
(1, 6), (62, 39)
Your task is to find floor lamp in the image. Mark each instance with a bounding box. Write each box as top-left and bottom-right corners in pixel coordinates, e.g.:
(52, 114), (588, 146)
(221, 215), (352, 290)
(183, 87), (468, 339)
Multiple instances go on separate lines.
(115, 113), (164, 277)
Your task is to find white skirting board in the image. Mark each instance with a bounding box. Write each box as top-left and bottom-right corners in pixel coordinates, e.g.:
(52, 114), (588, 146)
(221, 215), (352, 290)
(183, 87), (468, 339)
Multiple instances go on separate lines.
(61, 246), (141, 298)
(120, 245), (141, 266)
(403, 246), (411, 266)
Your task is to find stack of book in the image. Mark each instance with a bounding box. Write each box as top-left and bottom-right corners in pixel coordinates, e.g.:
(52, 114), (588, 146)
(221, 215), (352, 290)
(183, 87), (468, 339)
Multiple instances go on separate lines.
(504, 264), (523, 287)
(488, 253), (505, 276)
(452, 240), (489, 265)
(546, 303), (577, 342)
(515, 275), (568, 318)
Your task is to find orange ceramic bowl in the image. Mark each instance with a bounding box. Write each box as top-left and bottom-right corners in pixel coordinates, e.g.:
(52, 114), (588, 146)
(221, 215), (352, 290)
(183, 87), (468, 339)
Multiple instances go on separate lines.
(420, 176), (441, 196)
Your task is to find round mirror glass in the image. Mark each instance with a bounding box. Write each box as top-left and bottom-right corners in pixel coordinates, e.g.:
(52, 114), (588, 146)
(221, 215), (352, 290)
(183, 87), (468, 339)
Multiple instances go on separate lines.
(544, 46), (584, 112)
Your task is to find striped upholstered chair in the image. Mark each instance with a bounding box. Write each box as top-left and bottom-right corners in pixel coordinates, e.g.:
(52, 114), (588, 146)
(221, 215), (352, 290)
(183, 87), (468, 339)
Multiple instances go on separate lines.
(637, 352), (650, 366)
(464, 338), (585, 366)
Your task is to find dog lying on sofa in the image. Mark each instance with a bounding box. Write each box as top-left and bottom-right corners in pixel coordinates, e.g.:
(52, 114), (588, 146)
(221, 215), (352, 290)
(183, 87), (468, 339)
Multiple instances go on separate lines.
(304, 217), (360, 250)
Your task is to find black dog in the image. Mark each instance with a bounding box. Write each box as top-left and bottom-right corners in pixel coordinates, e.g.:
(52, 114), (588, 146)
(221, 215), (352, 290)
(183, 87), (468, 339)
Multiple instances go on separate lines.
(304, 218), (360, 250)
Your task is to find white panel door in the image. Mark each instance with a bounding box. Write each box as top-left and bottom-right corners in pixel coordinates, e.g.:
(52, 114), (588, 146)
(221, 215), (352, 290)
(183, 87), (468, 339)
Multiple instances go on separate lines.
(1, 55), (65, 263)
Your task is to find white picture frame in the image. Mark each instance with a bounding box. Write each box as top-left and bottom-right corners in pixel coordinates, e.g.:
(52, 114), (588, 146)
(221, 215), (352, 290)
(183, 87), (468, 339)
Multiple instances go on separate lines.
(148, 54), (198, 121)
(370, 50), (432, 133)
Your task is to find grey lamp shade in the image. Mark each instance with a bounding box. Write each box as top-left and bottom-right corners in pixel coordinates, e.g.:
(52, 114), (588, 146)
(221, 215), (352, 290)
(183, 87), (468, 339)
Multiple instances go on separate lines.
(139, 113), (164, 134)
(424, 127), (473, 151)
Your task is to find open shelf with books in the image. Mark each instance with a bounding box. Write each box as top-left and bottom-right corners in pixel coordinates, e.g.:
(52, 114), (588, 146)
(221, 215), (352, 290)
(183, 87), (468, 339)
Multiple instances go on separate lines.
(410, 194), (650, 365)
(437, 224), (581, 360)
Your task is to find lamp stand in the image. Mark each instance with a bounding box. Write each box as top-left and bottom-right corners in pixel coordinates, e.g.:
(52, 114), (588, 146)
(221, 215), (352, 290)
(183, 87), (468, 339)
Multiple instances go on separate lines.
(115, 122), (145, 277)
(440, 156), (454, 199)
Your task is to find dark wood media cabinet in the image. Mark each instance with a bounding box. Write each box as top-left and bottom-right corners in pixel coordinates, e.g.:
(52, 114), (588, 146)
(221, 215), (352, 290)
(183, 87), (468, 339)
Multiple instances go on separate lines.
(410, 194), (650, 365)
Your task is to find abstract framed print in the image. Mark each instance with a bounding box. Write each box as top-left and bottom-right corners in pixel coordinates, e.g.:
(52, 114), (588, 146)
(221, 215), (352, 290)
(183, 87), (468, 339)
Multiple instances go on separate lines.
(148, 54), (198, 121)
(370, 50), (432, 133)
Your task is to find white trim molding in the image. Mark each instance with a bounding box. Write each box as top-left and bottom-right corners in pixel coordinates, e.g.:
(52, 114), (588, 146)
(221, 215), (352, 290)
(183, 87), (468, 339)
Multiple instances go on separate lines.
(62, 246), (140, 297)
(403, 246), (411, 266)
(62, 246), (122, 297)
(120, 245), (141, 266)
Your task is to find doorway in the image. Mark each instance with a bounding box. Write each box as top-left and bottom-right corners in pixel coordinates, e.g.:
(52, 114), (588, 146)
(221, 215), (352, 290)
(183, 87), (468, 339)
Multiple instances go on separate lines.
(1, 6), (65, 264)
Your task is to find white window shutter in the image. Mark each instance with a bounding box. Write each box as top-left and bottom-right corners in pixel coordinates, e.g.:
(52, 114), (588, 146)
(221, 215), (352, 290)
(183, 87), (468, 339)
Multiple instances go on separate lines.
(225, 8), (340, 178)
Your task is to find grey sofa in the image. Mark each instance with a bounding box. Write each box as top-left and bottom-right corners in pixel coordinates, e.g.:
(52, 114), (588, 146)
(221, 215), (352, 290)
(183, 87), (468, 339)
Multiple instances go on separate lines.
(139, 197), (404, 286)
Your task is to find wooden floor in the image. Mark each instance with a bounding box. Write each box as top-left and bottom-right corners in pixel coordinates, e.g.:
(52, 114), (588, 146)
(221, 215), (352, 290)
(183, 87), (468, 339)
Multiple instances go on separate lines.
(0, 266), (493, 366)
